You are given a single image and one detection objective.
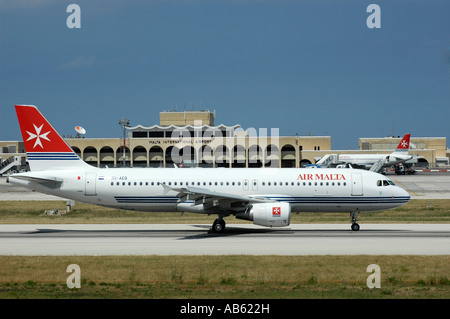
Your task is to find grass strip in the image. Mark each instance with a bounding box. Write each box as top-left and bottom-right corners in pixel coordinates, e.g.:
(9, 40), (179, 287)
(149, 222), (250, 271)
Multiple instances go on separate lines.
(0, 199), (449, 224)
(0, 255), (449, 299)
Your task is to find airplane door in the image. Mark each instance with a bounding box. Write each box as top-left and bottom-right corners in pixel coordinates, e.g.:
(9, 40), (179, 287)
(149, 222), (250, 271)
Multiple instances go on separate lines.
(252, 179), (258, 191)
(85, 173), (97, 196)
(351, 174), (363, 196)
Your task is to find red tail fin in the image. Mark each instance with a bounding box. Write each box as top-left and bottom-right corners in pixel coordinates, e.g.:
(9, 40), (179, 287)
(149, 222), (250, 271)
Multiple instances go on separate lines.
(15, 105), (88, 170)
(15, 105), (73, 153)
(395, 134), (410, 152)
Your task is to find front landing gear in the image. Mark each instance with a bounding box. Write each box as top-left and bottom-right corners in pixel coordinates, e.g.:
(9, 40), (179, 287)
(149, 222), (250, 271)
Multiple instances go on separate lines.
(212, 218), (226, 233)
(350, 210), (360, 231)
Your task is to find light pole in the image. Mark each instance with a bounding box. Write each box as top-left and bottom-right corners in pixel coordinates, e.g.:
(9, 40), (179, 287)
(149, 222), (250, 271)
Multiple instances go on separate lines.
(119, 119), (130, 167)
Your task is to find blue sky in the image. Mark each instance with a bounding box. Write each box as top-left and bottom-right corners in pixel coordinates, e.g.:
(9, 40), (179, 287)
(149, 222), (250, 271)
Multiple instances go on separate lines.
(1, 0), (449, 149)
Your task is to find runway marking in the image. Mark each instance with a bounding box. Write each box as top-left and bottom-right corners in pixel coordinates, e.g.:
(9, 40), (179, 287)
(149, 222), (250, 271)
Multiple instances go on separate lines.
(393, 178), (419, 196)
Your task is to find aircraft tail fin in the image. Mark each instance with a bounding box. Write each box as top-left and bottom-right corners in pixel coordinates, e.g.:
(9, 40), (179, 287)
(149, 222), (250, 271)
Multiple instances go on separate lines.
(394, 133), (410, 153)
(15, 105), (90, 171)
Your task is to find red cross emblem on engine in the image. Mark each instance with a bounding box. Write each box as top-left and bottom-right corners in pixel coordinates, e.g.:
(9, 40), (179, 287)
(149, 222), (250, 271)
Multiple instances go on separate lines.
(272, 206), (281, 216)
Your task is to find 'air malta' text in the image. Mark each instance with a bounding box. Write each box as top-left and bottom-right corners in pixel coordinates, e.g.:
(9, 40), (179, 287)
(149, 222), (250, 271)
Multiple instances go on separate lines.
(297, 173), (346, 181)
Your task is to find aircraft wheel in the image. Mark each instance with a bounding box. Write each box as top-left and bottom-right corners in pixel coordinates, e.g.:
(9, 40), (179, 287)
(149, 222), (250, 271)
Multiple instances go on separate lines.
(351, 223), (360, 231)
(212, 219), (226, 233)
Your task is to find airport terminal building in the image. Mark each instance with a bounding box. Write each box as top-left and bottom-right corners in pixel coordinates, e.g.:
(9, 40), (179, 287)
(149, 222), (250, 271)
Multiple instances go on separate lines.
(63, 110), (331, 169)
(1, 110), (449, 172)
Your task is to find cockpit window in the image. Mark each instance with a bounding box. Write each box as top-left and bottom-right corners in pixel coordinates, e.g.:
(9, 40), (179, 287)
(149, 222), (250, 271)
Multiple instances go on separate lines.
(377, 180), (396, 187)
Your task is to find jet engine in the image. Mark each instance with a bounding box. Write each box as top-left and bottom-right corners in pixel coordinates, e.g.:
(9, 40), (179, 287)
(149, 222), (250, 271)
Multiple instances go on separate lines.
(236, 202), (291, 227)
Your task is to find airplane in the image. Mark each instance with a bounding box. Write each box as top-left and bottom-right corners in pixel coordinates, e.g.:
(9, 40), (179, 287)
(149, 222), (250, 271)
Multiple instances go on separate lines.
(7, 105), (410, 232)
(316, 133), (415, 171)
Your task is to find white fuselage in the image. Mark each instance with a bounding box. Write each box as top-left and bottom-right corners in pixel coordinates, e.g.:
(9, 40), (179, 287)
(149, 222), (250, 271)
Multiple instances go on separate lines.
(9, 167), (410, 214)
(338, 153), (412, 167)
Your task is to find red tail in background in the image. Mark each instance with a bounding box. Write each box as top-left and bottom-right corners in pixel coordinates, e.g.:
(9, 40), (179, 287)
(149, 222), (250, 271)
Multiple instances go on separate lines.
(395, 133), (410, 151)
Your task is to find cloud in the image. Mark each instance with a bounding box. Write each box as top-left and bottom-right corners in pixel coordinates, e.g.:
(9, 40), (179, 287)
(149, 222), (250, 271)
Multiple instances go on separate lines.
(60, 55), (95, 70)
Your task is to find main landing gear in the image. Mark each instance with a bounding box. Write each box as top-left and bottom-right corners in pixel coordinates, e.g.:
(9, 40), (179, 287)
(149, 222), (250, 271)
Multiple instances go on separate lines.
(212, 217), (226, 233)
(350, 210), (360, 231)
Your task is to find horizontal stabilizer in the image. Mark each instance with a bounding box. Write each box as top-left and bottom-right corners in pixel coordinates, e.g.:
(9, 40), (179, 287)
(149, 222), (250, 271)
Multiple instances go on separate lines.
(9, 173), (63, 188)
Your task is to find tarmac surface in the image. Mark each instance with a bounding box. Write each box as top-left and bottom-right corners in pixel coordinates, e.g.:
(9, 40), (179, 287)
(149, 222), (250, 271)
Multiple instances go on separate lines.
(0, 223), (449, 255)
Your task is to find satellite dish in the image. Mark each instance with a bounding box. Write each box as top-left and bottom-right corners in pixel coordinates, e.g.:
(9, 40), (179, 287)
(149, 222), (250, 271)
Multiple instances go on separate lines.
(75, 126), (86, 137)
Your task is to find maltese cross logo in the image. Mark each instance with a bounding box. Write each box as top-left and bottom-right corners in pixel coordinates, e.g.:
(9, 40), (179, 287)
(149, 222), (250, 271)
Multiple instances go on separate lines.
(272, 207), (281, 216)
(26, 124), (51, 149)
(401, 141), (408, 148)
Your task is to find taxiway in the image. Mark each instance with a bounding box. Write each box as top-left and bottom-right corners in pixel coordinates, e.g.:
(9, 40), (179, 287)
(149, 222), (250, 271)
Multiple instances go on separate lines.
(0, 223), (449, 256)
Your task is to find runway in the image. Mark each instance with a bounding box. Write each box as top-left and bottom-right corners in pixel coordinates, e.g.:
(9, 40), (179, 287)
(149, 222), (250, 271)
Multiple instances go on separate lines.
(0, 223), (449, 256)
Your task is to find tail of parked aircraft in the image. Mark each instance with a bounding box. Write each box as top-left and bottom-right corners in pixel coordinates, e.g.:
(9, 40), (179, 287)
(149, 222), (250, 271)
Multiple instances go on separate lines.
(394, 134), (410, 153)
(15, 105), (89, 171)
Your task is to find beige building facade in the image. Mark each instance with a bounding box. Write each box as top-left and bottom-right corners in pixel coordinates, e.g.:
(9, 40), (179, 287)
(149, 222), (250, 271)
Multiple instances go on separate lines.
(1, 110), (448, 171)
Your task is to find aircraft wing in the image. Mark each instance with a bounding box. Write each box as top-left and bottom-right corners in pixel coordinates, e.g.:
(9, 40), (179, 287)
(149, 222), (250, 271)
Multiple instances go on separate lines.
(391, 154), (413, 161)
(161, 183), (274, 213)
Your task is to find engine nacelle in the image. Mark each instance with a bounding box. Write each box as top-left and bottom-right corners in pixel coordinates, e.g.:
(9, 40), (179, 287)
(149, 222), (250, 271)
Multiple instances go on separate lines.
(237, 202), (291, 227)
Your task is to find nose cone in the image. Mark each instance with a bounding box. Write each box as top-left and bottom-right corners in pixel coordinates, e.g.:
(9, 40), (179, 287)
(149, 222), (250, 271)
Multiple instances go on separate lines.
(396, 185), (410, 206)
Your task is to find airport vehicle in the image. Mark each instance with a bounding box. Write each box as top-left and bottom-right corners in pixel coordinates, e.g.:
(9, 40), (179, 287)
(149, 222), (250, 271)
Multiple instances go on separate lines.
(7, 105), (410, 232)
(316, 134), (414, 171)
(394, 163), (416, 175)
